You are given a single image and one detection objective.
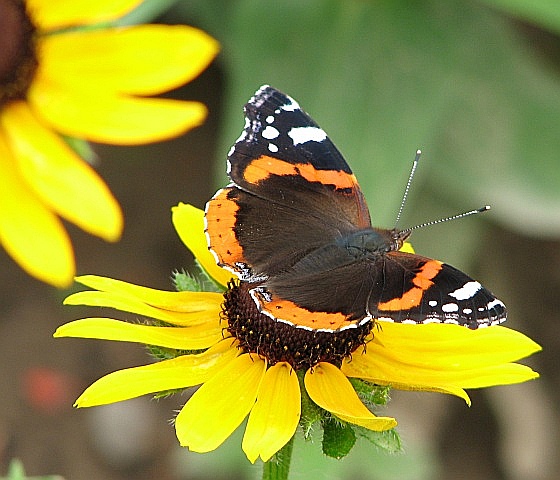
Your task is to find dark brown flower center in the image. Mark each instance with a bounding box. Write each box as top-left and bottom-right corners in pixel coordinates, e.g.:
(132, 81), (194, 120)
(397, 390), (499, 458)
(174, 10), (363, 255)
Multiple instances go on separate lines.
(222, 281), (374, 371)
(0, 0), (38, 106)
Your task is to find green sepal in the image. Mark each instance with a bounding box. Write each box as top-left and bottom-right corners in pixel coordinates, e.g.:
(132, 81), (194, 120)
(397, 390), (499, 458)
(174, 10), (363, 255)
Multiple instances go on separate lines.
(322, 418), (356, 459)
(297, 370), (323, 439)
(63, 135), (96, 164)
(355, 426), (403, 454)
(146, 343), (206, 361)
(152, 387), (187, 400)
(172, 269), (203, 292)
(349, 378), (391, 406)
(173, 262), (224, 294)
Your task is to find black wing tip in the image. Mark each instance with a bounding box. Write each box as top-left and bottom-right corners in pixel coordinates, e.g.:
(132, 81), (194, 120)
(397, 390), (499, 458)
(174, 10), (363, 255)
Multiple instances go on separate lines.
(247, 85), (298, 112)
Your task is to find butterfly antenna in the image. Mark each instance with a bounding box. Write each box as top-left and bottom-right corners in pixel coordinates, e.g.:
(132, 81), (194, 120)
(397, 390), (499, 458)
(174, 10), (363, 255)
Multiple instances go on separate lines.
(400, 206), (491, 236)
(394, 149), (421, 228)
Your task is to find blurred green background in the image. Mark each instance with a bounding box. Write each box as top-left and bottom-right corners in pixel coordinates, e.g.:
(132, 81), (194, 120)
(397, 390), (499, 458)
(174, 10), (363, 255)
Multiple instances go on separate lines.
(1, 1), (559, 479)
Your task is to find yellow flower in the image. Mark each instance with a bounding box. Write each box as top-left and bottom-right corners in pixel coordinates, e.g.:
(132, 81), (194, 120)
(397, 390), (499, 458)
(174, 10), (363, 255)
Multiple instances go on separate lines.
(0, 0), (218, 287)
(55, 203), (541, 463)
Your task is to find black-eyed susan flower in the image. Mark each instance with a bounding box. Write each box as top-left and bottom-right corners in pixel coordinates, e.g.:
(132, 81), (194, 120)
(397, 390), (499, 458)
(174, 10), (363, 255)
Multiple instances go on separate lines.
(0, 0), (218, 287)
(55, 203), (541, 466)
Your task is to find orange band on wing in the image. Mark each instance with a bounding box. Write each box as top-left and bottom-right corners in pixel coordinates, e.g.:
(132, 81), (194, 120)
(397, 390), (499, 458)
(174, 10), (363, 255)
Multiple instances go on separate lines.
(255, 291), (360, 331)
(243, 156), (358, 190)
(377, 260), (443, 311)
(205, 188), (245, 267)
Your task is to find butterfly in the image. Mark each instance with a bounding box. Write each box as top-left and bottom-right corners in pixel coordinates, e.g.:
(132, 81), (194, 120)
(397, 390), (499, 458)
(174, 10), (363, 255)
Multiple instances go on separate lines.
(205, 85), (506, 331)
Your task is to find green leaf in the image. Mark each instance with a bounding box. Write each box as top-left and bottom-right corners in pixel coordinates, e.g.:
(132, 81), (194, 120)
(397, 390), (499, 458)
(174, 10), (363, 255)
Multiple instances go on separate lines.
(479, 0), (560, 35)
(322, 418), (356, 459)
(2, 459), (63, 480)
(4, 460), (25, 480)
(356, 427), (403, 454)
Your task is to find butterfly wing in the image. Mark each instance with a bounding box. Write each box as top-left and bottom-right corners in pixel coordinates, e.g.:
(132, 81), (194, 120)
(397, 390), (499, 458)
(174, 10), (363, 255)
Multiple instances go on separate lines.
(369, 252), (507, 329)
(206, 85), (371, 280)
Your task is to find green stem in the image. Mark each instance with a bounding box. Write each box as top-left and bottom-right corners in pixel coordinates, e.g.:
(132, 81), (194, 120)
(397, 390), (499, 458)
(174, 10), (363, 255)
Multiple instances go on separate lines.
(262, 435), (295, 480)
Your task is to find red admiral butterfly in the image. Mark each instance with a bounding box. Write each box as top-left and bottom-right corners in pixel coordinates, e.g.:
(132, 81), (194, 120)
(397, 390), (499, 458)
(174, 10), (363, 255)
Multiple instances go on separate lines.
(205, 85), (506, 331)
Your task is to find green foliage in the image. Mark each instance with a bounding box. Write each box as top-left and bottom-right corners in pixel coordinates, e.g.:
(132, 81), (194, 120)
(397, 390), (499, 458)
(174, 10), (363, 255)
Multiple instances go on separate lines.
(172, 269), (201, 292)
(297, 370), (323, 439)
(356, 427), (403, 455)
(179, 0), (560, 267)
(322, 418), (356, 459)
(1, 459), (62, 480)
(480, 0), (560, 35)
(63, 136), (96, 165)
(349, 379), (391, 406)
(172, 263), (224, 293)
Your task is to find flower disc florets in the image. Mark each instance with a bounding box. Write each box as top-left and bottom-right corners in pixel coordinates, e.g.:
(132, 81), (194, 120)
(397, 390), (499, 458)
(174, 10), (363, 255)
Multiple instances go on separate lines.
(223, 281), (374, 370)
(0, 0), (37, 106)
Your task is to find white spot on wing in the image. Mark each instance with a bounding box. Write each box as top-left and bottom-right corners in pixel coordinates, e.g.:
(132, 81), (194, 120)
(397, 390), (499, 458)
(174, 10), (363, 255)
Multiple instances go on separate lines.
(449, 281), (482, 300)
(487, 299), (505, 309)
(262, 126), (279, 139)
(428, 300), (437, 307)
(266, 115), (275, 123)
(442, 303), (459, 312)
(288, 126), (327, 145)
(268, 143), (279, 153)
(423, 317), (442, 324)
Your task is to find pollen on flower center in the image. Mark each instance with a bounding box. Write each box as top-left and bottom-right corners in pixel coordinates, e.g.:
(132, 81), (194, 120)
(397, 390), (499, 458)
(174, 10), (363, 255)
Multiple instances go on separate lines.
(222, 281), (374, 370)
(0, 0), (37, 106)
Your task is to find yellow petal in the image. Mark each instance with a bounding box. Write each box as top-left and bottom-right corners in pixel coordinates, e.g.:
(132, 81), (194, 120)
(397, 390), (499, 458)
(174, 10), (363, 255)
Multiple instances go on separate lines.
(243, 362), (300, 463)
(305, 363), (396, 431)
(367, 379), (472, 405)
(54, 317), (222, 350)
(27, 0), (141, 31)
(400, 242), (414, 253)
(370, 323), (541, 367)
(74, 275), (223, 312)
(176, 354), (266, 452)
(29, 79), (207, 145)
(74, 339), (239, 407)
(172, 203), (234, 287)
(456, 363), (539, 389)
(64, 290), (222, 327)
(342, 323), (540, 399)
(1, 102), (122, 241)
(38, 25), (219, 95)
(344, 351), (531, 402)
(0, 131), (74, 287)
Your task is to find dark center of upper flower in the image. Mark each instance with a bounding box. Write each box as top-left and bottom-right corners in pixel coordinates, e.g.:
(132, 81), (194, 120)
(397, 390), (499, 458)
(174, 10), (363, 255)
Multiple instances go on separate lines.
(222, 281), (374, 371)
(0, 0), (38, 107)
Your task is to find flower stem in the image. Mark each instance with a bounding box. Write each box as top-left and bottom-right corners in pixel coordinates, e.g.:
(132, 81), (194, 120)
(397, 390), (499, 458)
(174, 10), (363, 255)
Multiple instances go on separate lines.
(262, 435), (294, 480)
